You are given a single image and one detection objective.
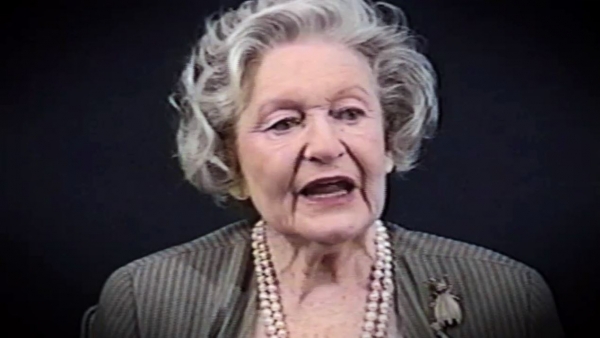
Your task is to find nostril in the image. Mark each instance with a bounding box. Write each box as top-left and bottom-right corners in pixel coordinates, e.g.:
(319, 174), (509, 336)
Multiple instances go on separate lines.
(304, 150), (345, 162)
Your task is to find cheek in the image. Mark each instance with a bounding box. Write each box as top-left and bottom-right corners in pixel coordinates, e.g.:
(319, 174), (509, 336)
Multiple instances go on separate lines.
(237, 135), (298, 197)
(343, 125), (388, 174)
(354, 135), (388, 211)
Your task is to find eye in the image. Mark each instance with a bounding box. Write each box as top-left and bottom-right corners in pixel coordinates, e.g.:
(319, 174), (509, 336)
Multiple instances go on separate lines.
(268, 116), (302, 132)
(333, 107), (365, 121)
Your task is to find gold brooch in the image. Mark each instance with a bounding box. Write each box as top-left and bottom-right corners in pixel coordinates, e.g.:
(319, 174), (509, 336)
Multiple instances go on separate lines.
(426, 275), (463, 337)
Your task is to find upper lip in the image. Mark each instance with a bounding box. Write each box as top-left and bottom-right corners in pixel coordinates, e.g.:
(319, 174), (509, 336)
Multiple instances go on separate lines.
(297, 175), (357, 194)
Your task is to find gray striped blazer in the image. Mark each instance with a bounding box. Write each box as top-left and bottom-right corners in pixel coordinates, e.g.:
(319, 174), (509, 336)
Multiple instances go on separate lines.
(92, 220), (564, 338)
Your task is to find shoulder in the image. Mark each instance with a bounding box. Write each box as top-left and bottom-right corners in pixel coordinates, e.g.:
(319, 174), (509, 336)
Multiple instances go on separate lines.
(99, 220), (253, 309)
(386, 222), (543, 308)
(386, 221), (564, 337)
(388, 221), (534, 275)
(93, 220), (253, 337)
(104, 219), (252, 287)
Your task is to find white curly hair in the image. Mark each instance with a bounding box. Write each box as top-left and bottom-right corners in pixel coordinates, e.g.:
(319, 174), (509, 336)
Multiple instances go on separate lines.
(171, 0), (438, 205)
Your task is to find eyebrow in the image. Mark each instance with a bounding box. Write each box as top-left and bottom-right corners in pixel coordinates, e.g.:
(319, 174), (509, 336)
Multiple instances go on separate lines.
(332, 85), (373, 100)
(257, 98), (303, 117)
(256, 85), (374, 116)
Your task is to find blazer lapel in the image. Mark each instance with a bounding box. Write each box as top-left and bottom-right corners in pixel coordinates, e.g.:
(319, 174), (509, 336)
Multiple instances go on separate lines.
(236, 276), (258, 338)
(214, 225), (257, 338)
(389, 222), (437, 338)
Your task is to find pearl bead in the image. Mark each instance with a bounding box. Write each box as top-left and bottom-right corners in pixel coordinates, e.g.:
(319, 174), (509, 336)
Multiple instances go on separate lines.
(262, 308), (272, 317)
(271, 302), (281, 311)
(365, 311), (377, 321)
(268, 293), (278, 302)
(368, 290), (380, 301)
(378, 314), (388, 323)
(273, 311), (283, 320)
(380, 304), (389, 315)
(264, 316), (274, 325)
(363, 320), (375, 331)
(361, 332), (372, 338)
(276, 329), (288, 337)
(267, 325), (277, 334)
(267, 284), (277, 292)
(259, 292), (269, 300)
(260, 300), (270, 309)
(374, 270), (384, 279)
(367, 301), (378, 311)
(275, 320), (285, 329)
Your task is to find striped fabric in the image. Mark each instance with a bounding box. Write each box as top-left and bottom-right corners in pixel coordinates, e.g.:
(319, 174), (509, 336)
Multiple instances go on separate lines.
(91, 220), (564, 338)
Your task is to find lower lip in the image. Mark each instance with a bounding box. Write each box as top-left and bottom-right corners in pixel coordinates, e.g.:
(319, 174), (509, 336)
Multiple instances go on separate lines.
(300, 188), (356, 207)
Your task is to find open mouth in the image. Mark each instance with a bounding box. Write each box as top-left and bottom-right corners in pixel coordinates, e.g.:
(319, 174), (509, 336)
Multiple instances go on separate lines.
(298, 176), (356, 200)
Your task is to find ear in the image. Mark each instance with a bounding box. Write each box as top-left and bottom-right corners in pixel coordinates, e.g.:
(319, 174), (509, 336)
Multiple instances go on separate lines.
(228, 177), (249, 200)
(385, 152), (394, 174)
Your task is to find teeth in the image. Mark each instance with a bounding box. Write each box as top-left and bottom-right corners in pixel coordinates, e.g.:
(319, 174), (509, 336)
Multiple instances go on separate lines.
(305, 189), (349, 199)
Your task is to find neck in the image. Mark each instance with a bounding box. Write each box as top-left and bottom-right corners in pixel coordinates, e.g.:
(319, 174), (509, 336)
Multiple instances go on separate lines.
(265, 222), (378, 302)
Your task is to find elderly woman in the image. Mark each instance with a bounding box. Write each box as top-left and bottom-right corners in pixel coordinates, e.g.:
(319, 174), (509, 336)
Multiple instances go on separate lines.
(91, 0), (564, 337)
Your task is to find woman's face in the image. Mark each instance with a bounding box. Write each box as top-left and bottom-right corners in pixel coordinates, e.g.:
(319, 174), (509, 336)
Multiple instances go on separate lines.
(235, 40), (393, 244)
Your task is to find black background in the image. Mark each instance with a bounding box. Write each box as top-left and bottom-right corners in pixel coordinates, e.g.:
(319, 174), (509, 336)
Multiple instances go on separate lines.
(2, 0), (598, 337)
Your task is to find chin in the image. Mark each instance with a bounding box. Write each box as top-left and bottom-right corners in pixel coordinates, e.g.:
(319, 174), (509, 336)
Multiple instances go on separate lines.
(296, 213), (374, 245)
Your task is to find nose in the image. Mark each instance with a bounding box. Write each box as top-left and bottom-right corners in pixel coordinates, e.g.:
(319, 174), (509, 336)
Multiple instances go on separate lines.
(302, 114), (345, 164)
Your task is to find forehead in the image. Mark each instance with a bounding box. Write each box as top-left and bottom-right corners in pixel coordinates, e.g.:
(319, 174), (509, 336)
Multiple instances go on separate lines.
(248, 40), (376, 106)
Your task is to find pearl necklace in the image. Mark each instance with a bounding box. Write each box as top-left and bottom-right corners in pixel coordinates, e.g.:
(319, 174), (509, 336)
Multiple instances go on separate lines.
(251, 220), (394, 338)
